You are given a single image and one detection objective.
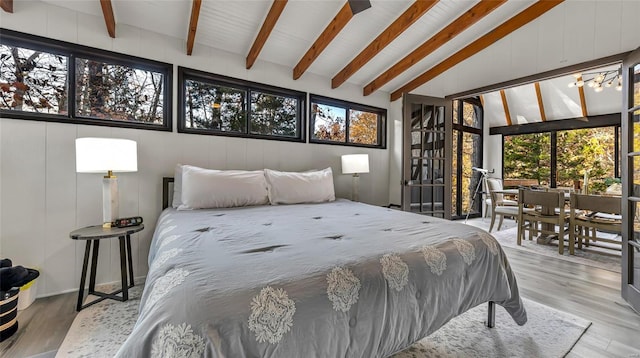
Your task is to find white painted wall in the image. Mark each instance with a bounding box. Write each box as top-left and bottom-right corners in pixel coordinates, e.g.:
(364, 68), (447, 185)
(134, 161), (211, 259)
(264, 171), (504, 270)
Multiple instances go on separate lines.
(0, 2), (392, 297)
(387, 101), (403, 206)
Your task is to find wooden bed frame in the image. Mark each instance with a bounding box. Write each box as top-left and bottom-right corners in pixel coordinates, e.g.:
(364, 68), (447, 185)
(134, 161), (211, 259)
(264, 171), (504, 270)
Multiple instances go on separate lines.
(160, 176), (497, 328)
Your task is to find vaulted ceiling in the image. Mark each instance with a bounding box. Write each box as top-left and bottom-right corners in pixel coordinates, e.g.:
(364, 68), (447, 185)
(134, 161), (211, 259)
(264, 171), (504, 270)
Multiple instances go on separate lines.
(483, 63), (623, 128)
(12, 0), (640, 102)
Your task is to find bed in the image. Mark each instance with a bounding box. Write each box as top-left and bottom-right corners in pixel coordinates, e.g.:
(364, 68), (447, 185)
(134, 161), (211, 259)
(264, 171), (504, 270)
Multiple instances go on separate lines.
(115, 173), (527, 357)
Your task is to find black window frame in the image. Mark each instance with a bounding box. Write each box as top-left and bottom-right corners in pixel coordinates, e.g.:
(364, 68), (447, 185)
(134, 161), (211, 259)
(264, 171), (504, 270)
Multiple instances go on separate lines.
(501, 123), (621, 187)
(309, 94), (386, 149)
(178, 66), (306, 143)
(452, 98), (483, 220)
(0, 28), (173, 131)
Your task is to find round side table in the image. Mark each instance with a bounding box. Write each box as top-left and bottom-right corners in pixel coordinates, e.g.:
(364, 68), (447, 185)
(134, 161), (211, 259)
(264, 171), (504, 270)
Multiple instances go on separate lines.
(70, 224), (144, 311)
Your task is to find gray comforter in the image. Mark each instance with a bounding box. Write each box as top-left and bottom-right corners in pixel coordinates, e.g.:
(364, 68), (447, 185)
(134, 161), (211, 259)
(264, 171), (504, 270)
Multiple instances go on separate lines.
(116, 200), (526, 357)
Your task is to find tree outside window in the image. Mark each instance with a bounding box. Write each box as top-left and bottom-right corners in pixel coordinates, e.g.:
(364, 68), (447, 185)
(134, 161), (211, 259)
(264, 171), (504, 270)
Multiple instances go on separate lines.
(503, 133), (551, 185)
(178, 67), (305, 142)
(1, 44), (67, 114)
(0, 29), (172, 130)
(310, 95), (385, 148)
(349, 110), (378, 145)
(312, 103), (345, 142)
(250, 92), (297, 137)
(75, 58), (165, 124)
(184, 79), (245, 132)
(504, 128), (617, 193)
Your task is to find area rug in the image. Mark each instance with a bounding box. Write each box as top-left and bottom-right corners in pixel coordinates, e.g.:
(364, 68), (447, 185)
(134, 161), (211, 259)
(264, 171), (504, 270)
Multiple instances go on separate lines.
(491, 226), (621, 273)
(57, 285), (591, 358)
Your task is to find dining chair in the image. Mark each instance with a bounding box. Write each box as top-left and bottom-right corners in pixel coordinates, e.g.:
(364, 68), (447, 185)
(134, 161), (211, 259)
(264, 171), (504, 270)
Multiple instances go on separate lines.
(487, 178), (518, 232)
(483, 177), (516, 218)
(517, 188), (568, 254)
(568, 193), (622, 255)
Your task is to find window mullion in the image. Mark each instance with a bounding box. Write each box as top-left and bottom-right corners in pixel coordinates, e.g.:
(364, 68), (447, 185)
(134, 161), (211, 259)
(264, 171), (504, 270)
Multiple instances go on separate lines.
(68, 53), (76, 119)
(244, 88), (250, 135)
(345, 107), (351, 143)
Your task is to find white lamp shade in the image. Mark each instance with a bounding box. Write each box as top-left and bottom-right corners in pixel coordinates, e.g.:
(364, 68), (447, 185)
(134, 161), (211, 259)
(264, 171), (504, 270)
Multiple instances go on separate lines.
(341, 154), (369, 174)
(76, 138), (138, 173)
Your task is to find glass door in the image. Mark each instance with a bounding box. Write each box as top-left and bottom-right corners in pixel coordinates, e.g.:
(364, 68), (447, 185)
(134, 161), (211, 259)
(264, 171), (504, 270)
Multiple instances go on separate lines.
(402, 94), (452, 218)
(622, 47), (640, 313)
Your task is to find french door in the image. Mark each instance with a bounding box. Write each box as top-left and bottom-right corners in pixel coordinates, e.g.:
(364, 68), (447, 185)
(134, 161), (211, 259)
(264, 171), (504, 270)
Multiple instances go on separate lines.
(622, 47), (640, 314)
(402, 94), (452, 219)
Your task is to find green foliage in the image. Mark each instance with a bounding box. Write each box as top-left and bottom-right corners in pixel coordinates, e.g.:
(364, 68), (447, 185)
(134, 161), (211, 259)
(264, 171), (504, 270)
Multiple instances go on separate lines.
(250, 92), (297, 136)
(503, 133), (549, 185)
(504, 127), (616, 193)
(184, 80), (246, 132)
(556, 129), (611, 184)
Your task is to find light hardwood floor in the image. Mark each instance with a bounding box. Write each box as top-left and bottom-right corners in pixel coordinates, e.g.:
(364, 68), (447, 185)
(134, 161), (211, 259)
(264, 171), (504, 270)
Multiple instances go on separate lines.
(2, 218), (639, 357)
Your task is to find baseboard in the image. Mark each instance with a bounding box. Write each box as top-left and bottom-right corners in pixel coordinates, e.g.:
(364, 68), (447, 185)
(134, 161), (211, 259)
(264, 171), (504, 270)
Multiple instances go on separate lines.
(34, 275), (147, 300)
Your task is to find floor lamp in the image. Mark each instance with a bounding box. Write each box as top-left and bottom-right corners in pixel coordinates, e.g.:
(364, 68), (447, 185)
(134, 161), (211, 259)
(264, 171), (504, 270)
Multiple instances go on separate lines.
(75, 138), (138, 228)
(341, 154), (369, 202)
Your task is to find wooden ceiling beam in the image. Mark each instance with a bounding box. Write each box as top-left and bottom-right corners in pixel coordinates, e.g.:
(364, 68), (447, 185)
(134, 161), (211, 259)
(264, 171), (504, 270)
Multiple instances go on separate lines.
(293, 2), (354, 80)
(100, 0), (116, 38)
(187, 0), (202, 56)
(246, 0), (288, 69)
(365, 0), (506, 96)
(576, 75), (588, 117)
(0, 0), (13, 13)
(534, 82), (547, 121)
(331, 0), (438, 89)
(390, 0), (564, 101)
(500, 90), (512, 126)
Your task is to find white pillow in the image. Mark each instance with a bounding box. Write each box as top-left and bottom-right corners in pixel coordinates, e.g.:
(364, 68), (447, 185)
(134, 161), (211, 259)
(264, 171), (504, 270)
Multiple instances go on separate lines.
(172, 164), (219, 208)
(179, 166), (269, 209)
(172, 164), (184, 208)
(264, 168), (335, 205)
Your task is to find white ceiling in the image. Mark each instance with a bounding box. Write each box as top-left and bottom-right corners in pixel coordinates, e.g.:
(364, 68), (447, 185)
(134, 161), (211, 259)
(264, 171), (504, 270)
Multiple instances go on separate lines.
(37, 0), (640, 102)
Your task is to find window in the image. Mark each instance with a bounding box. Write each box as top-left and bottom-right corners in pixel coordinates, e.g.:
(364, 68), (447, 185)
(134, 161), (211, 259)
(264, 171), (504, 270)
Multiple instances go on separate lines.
(0, 29), (172, 130)
(310, 95), (386, 148)
(503, 126), (619, 193)
(451, 99), (483, 219)
(504, 133), (551, 186)
(178, 67), (305, 142)
(556, 127), (616, 191)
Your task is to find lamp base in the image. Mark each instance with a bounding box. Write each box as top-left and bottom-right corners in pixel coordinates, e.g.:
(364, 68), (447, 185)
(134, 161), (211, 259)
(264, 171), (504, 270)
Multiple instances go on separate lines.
(351, 173), (360, 202)
(102, 176), (118, 227)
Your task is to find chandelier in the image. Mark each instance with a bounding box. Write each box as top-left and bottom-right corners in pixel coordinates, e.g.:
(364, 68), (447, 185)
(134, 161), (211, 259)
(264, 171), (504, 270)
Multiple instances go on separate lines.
(568, 68), (622, 92)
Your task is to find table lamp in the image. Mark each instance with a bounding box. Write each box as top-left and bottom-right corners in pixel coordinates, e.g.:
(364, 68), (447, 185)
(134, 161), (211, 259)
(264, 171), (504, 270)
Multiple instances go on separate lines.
(341, 154), (369, 202)
(75, 138), (138, 228)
